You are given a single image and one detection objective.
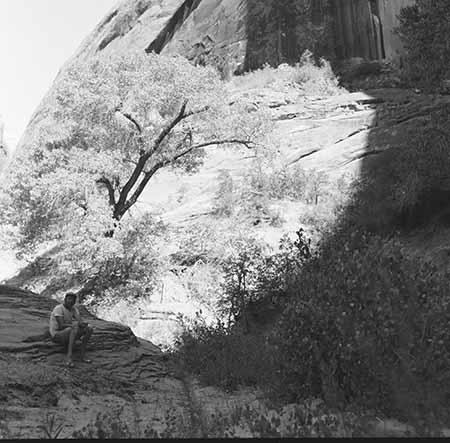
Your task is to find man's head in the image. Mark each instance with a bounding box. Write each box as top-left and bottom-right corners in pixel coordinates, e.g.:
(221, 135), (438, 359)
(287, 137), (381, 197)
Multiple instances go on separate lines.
(63, 293), (77, 309)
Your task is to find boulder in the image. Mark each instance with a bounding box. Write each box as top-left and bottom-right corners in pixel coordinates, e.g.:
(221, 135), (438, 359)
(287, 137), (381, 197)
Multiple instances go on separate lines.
(0, 285), (195, 439)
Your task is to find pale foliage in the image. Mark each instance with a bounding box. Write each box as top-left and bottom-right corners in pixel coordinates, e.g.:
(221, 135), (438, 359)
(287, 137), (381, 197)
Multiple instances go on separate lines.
(0, 52), (271, 274)
(231, 50), (342, 97)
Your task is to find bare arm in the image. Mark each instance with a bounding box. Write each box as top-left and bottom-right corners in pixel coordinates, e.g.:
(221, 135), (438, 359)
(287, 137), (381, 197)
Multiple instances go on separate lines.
(55, 315), (74, 330)
(74, 308), (88, 328)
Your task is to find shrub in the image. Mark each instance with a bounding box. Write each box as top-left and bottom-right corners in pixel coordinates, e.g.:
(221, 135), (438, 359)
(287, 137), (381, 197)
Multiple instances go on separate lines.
(71, 405), (185, 439)
(396, 0), (450, 91)
(174, 315), (278, 391)
(173, 230), (312, 391)
(38, 413), (64, 439)
(227, 161), (331, 227)
(214, 170), (235, 217)
(347, 112), (450, 232)
(231, 50), (342, 97)
(205, 401), (373, 438)
(218, 237), (266, 329)
(217, 230), (311, 329)
(293, 50), (342, 97)
(272, 227), (450, 423)
(72, 408), (132, 439)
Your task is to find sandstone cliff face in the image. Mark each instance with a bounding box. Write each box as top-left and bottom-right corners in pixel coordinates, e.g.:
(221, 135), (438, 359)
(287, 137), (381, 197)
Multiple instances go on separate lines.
(17, 0), (418, 156)
(60, 0), (331, 77)
(69, 0), (185, 62)
(51, 0), (416, 79)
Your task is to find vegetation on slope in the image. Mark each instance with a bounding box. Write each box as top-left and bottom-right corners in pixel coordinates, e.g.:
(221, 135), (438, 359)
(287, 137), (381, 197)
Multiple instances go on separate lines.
(397, 0), (450, 92)
(3, 8), (450, 433)
(173, 6), (450, 431)
(0, 51), (270, 299)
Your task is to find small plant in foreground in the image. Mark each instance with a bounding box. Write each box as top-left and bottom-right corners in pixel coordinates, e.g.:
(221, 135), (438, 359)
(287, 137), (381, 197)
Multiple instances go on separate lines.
(205, 400), (374, 438)
(72, 408), (132, 439)
(38, 412), (64, 439)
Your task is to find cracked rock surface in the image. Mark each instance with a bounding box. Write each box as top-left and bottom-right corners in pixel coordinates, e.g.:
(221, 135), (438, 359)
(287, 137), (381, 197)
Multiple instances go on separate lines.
(0, 285), (194, 439)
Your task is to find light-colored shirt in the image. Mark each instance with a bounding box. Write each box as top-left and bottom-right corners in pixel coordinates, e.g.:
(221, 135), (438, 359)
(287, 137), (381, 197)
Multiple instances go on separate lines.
(49, 304), (80, 337)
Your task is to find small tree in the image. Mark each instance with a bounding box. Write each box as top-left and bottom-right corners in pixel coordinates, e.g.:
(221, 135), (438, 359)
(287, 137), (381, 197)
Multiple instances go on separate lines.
(1, 52), (271, 272)
(219, 237), (265, 331)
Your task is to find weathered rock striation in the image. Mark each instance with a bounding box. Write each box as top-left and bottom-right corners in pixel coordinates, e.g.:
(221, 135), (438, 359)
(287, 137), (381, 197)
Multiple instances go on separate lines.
(0, 284), (427, 438)
(0, 285), (196, 438)
(55, 0), (416, 76)
(16, 0), (416, 154)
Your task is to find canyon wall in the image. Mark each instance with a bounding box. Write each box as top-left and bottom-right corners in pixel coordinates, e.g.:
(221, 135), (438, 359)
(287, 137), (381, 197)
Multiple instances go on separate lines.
(17, 0), (416, 154)
(332, 0), (415, 62)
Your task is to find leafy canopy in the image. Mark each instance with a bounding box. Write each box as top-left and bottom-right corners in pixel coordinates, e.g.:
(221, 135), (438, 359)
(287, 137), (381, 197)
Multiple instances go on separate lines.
(0, 52), (270, 271)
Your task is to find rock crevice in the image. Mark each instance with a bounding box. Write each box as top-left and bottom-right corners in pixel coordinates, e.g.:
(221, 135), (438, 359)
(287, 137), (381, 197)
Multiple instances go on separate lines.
(146, 0), (203, 54)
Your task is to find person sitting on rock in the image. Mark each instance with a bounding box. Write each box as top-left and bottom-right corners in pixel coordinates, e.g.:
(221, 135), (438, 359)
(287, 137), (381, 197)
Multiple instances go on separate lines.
(49, 292), (93, 367)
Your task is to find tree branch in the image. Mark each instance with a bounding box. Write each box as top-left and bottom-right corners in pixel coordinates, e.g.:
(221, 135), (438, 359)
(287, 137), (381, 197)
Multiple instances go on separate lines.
(119, 138), (254, 216)
(166, 139), (255, 165)
(96, 177), (116, 207)
(184, 105), (210, 118)
(115, 102), (224, 218)
(115, 103), (143, 134)
(143, 103), (208, 158)
(149, 99), (189, 154)
(121, 112), (142, 133)
(121, 165), (160, 215)
(120, 136), (189, 215)
(77, 202), (88, 212)
(116, 100), (190, 211)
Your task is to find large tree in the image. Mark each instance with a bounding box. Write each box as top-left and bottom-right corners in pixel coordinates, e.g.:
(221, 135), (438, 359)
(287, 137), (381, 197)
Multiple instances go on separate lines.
(0, 52), (270, 272)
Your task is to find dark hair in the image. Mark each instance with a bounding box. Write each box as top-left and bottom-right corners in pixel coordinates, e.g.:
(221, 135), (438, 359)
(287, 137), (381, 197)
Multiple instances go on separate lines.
(64, 293), (77, 301)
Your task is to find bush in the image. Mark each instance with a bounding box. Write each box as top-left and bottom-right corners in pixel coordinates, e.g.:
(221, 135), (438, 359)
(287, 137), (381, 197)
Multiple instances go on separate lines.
(174, 315), (278, 391)
(347, 113), (450, 232)
(244, 163), (330, 205)
(396, 0), (450, 91)
(217, 231), (311, 329)
(214, 160), (332, 226)
(173, 230), (312, 391)
(272, 227), (450, 423)
(232, 50), (342, 97)
(218, 237), (266, 329)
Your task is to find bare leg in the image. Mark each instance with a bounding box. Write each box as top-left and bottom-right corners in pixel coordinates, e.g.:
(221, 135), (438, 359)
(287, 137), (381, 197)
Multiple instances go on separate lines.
(66, 324), (79, 363)
(79, 326), (93, 361)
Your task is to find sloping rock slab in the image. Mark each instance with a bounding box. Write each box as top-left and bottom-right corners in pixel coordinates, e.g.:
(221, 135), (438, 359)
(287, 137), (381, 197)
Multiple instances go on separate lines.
(0, 285), (193, 438)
